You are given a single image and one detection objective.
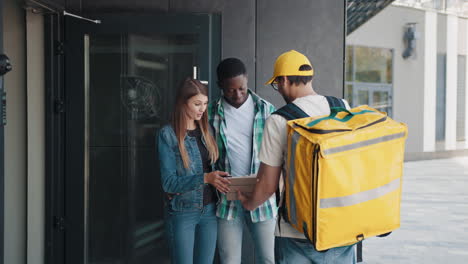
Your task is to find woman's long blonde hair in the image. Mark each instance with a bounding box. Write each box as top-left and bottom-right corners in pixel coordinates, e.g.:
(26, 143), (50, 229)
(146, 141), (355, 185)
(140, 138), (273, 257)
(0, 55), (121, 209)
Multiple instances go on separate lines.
(172, 78), (218, 168)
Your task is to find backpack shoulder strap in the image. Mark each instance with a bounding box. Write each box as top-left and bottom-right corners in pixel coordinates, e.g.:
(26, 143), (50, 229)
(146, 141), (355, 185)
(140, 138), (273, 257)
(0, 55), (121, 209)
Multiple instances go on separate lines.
(273, 103), (309, 120)
(324, 95), (346, 109)
(272, 103), (308, 234)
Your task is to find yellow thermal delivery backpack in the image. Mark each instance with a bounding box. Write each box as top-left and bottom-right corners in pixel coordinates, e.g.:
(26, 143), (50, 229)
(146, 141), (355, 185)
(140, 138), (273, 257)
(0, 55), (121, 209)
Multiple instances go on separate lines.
(281, 104), (407, 251)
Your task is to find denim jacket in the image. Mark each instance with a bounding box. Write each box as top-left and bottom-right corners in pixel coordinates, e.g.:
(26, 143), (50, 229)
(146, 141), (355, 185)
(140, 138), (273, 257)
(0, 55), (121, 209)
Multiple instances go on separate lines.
(158, 124), (213, 211)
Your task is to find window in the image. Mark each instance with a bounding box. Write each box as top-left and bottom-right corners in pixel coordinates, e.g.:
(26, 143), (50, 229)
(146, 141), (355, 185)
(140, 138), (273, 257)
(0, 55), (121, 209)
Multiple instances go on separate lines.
(345, 45), (394, 117)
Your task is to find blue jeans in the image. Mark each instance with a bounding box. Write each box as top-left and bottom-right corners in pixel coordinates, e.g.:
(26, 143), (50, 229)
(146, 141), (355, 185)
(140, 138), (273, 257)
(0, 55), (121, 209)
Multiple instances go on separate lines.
(275, 237), (356, 264)
(217, 201), (276, 264)
(165, 203), (217, 264)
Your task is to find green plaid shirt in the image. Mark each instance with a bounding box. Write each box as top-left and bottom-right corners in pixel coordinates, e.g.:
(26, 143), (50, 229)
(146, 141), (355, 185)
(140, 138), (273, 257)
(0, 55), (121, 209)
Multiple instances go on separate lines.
(208, 90), (277, 223)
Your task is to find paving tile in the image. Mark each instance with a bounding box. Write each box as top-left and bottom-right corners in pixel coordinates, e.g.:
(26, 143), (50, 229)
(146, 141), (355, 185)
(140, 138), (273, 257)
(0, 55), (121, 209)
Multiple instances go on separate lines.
(361, 157), (468, 264)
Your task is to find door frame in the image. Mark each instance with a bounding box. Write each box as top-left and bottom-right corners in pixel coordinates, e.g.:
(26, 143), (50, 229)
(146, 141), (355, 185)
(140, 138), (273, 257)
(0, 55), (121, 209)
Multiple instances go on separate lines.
(45, 12), (66, 264)
(46, 13), (220, 264)
(0, 0), (5, 260)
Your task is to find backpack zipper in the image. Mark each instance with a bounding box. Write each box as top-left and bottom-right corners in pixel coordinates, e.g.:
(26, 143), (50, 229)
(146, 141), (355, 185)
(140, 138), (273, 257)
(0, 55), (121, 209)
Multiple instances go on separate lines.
(312, 145), (320, 245)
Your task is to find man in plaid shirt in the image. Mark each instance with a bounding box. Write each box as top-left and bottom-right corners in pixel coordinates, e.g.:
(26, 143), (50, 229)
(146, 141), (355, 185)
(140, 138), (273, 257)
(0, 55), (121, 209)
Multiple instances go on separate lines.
(208, 58), (277, 264)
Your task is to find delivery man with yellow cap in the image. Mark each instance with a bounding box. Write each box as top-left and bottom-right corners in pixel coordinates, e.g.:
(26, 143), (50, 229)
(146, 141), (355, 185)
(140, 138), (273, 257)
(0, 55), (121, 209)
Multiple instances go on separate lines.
(238, 50), (356, 263)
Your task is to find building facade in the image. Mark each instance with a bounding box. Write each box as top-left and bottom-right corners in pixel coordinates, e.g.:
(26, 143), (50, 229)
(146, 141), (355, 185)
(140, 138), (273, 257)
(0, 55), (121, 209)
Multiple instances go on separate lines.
(346, 0), (468, 155)
(1, 0), (347, 263)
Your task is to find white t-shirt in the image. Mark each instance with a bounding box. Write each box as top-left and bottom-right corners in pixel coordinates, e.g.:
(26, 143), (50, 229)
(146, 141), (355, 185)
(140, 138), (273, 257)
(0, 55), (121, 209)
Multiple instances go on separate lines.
(223, 94), (255, 176)
(258, 94), (350, 238)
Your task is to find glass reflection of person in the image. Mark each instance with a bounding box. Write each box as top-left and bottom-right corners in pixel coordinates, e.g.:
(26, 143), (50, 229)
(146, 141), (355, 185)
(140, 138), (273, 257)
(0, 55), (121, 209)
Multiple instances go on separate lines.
(157, 78), (230, 264)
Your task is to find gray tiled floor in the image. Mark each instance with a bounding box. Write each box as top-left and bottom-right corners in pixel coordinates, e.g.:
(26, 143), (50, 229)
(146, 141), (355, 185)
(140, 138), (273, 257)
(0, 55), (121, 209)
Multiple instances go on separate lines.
(362, 157), (468, 264)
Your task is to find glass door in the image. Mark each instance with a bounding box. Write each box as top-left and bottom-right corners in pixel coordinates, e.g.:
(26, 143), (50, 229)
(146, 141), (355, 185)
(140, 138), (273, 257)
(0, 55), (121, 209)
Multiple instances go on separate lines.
(63, 14), (220, 264)
(353, 83), (393, 117)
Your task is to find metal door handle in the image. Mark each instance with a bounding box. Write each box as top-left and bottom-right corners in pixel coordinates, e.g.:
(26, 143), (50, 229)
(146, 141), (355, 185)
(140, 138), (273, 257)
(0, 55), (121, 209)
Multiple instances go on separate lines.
(193, 66), (198, 79)
(193, 66), (208, 85)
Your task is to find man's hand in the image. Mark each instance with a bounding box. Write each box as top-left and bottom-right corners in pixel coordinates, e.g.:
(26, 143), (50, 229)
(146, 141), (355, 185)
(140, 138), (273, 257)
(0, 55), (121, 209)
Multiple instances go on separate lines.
(237, 190), (254, 210)
(238, 162), (281, 211)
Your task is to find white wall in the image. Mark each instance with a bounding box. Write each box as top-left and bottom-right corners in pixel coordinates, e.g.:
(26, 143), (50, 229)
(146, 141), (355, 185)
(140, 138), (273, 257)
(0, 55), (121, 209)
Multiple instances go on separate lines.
(458, 18), (467, 55)
(438, 14), (447, 54)
(26, 11), (45, 264)
(347, 6), (426, 153)
(465, 19), (468, 146)
(3, 0), (27, 263)
(423, 11), (437, 152)
(445, 15), (458, 150)
(459, 17), (468, 148)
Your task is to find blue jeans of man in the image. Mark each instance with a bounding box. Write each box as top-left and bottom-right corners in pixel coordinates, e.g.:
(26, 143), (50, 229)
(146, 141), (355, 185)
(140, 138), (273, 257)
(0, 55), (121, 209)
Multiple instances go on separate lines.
(165, 203), (217, 264)
(275, 236), (356, 264)
(217, 201), (276, 264)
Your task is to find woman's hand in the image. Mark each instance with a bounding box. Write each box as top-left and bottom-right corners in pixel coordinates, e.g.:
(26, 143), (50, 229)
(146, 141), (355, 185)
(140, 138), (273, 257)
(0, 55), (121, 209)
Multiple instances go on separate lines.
(204, 171), (231, 193)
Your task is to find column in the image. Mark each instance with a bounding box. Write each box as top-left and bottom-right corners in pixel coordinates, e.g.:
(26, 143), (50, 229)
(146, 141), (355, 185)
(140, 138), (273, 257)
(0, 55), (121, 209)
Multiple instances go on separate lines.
(423, 11), (438, 152)
(445, 15), (458, 150)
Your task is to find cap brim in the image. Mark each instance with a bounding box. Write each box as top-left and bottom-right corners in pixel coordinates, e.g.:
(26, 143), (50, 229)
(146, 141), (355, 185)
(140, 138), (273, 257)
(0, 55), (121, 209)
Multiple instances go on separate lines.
(265, 76), (276, 85)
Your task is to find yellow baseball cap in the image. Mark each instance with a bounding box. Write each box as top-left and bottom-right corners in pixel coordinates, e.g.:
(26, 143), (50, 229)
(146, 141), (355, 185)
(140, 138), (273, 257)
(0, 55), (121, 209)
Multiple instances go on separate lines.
(265, 50), (314, 84)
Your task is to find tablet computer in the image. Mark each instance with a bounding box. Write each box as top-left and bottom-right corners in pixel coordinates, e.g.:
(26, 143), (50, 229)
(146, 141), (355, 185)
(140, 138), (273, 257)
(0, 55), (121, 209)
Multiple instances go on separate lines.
(226, 174), (257, 200)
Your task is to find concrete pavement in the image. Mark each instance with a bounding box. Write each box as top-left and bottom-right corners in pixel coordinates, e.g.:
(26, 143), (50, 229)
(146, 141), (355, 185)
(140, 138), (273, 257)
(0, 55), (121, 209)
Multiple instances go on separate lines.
(362, 157), (468, 264)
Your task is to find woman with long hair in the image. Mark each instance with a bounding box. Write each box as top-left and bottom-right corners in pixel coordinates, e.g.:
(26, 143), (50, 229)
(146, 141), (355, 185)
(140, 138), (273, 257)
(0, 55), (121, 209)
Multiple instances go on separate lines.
(158, 78), (230, 264)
